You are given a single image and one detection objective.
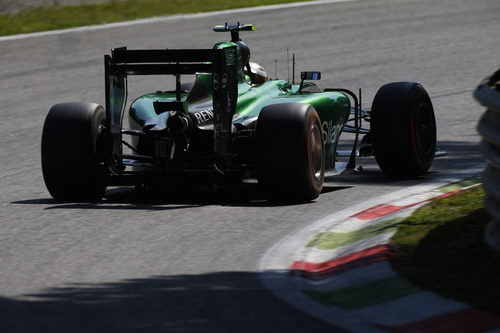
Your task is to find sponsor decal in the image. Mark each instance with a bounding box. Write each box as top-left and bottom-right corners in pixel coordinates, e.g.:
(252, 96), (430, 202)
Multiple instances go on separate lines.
(322, 120), (343, 145)
(193, 108), (214, 124)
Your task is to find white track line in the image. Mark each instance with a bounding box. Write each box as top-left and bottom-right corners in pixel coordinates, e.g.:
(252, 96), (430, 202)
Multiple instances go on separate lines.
(0, 0), (355, 42)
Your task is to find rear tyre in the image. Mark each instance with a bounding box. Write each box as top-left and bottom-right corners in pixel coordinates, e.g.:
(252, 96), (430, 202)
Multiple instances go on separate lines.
(371, 82), (436, 177)
(41, 102), (107, 201)
(256, 103), (324, 201)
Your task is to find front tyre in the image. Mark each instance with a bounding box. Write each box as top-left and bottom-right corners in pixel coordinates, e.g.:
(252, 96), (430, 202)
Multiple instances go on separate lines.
(371, 82), (436, 177)
(41, 102), (107, 201)
(256, 103), (325, 201)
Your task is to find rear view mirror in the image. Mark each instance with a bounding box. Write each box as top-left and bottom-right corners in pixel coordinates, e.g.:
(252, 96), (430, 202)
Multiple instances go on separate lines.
(299, 71), (321, 92)
(301, 71), (321, 80)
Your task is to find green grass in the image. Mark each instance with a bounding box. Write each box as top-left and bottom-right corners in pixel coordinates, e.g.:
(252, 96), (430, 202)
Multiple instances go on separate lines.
(0, 0), (311, 36)
(304, 276), (421, 309)
(390, 185), (500, 314)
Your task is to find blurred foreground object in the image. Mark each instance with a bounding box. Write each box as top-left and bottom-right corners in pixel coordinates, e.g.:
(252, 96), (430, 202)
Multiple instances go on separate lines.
(475, 67), (500, 250)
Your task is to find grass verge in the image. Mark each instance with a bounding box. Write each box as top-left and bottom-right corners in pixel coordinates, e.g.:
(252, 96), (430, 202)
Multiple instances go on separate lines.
(0, 0), (310, 37)
(390, 185), (500, 314)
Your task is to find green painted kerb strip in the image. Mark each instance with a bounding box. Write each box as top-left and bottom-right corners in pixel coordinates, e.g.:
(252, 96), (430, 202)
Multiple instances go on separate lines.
(303, 276), (421, 309)
(306, 218), (402, 250)
(438, 177), (481, 193)
(306, 177), (482, 250)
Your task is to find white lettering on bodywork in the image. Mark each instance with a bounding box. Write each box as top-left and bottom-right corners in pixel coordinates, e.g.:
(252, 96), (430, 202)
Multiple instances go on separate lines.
(193, 108), (214, 123)
(322, 120), (343, 144)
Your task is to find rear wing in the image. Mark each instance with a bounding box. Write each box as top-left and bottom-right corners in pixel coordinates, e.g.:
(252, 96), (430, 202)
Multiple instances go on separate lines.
(104, 46), (238, 174)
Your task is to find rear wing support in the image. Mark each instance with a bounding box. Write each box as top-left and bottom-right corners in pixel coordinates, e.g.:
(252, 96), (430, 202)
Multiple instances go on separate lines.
(104, 46), (238, 174)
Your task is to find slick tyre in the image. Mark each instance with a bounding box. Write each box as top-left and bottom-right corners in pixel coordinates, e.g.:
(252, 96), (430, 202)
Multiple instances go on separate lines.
(41, 102), (107, 201)
(256, 103), (324, 201)
(371, 82), (436, 177)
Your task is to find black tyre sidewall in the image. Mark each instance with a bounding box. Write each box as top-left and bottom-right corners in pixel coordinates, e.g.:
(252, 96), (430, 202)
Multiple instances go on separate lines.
(256, 103), (324, 201)
(41, 102), (106, 201)
(371, 82), (436, 177)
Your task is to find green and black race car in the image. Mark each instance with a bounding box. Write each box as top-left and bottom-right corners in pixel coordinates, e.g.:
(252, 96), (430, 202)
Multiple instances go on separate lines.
(41, 23), (439, 202)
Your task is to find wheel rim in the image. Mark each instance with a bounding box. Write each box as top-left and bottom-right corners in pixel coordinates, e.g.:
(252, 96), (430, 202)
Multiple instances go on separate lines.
(309, 121), (323, 181)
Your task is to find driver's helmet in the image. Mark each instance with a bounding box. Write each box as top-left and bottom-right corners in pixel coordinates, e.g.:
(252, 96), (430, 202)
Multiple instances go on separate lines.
(236, 41), (250, 68)
(245, 62), (268, 84)
(212, 40), (267, 83)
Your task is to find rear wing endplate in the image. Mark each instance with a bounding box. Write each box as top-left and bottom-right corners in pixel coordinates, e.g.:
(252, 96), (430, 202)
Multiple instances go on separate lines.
(104, 46), (238, 174)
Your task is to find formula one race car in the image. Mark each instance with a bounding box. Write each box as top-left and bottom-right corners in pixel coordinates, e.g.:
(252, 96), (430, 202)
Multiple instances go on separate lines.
(41, 23), (438, 202)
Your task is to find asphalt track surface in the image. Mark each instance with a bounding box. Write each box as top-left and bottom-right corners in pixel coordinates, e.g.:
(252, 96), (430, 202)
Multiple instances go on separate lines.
(1, 0), (499, 331)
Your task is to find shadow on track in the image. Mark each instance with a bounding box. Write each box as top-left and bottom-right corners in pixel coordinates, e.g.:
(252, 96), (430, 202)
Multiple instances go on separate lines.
(12, 140), (480, 210)
(0, 271), (341, 333)
(329, 140), (483, 186)
(12, 182), (351, 210)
